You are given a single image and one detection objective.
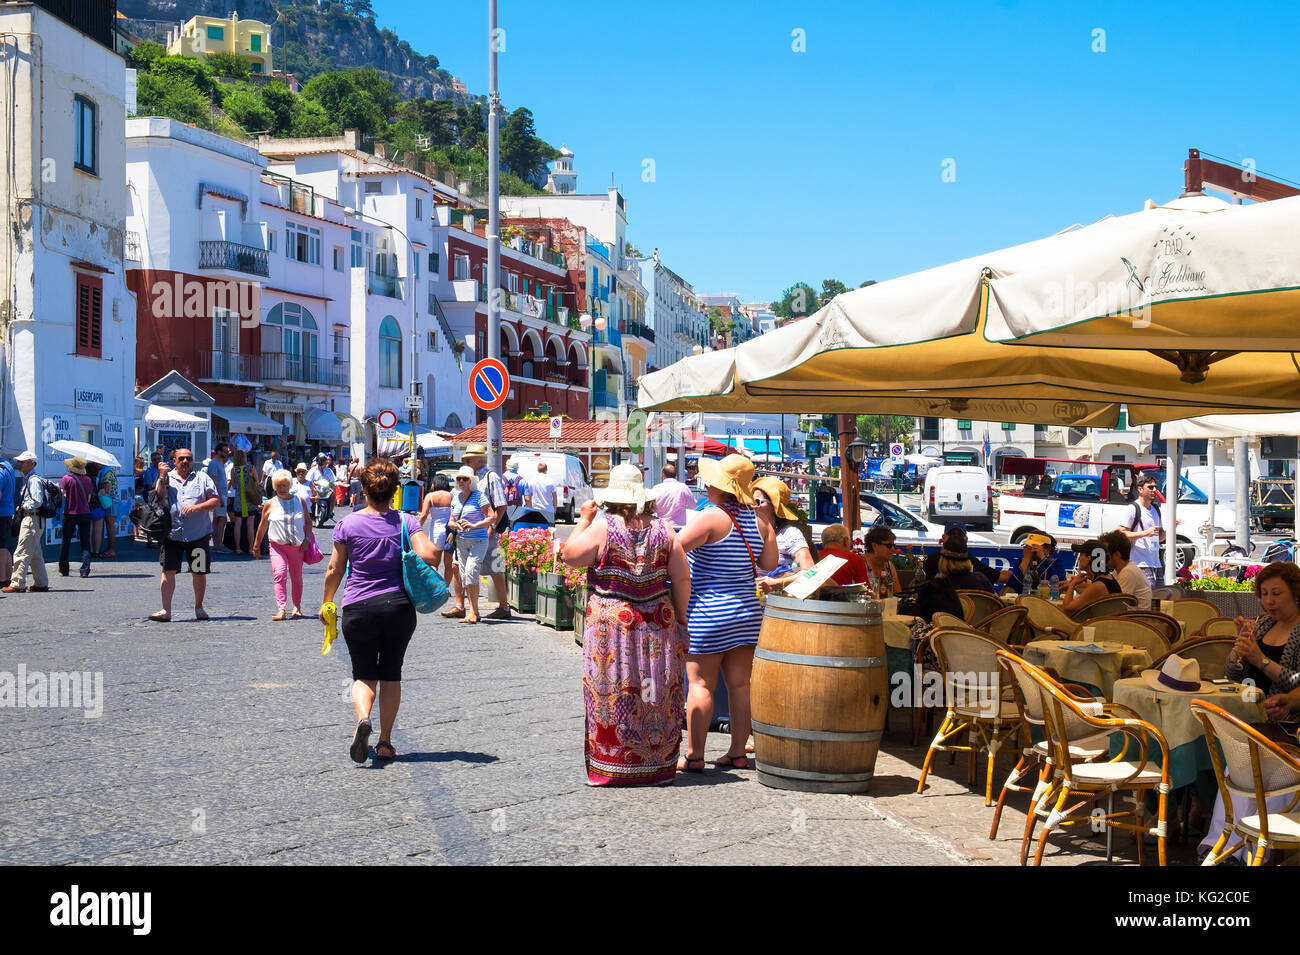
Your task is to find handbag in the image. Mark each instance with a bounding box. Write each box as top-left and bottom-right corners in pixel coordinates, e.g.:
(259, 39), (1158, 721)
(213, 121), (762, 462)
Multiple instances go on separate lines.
(399, 517), (450, 614)
(303, 536), (324, 565)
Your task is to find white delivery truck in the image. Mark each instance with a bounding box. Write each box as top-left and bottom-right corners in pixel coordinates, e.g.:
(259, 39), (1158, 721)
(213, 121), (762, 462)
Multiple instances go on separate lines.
(923, 466), (994, 531)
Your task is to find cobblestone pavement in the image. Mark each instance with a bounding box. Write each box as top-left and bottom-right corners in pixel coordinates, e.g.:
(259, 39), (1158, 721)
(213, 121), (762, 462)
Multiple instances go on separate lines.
(0, 523), (1201, 866)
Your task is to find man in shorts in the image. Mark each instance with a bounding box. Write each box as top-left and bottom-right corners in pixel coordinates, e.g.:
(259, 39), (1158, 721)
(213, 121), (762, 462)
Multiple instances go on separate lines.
(152, 447), (222, 622)
(462, 443), (510, 619)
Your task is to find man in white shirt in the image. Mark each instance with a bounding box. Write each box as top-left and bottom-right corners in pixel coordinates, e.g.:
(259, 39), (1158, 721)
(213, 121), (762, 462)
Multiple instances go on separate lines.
(1100, 529), (1152, 610)
(262, 450), (280, 480)
(1117, 474), (1164, 587)
(524, 461), (558, 524)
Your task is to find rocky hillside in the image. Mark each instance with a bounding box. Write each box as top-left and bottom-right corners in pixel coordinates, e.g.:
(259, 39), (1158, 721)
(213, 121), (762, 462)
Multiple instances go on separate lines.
(119, 0), (473, 103)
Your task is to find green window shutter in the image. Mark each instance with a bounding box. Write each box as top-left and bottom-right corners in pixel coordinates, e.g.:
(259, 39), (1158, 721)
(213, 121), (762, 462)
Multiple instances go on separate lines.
(1117, 410), (1128, 430)
(207, 25), (224, 40)
(250, 34), (262, 52)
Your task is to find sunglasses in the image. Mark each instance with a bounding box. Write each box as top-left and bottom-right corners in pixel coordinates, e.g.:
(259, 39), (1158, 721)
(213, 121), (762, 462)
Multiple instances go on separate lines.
(175, 456), (192, 462)
(456, 477), (470, 482)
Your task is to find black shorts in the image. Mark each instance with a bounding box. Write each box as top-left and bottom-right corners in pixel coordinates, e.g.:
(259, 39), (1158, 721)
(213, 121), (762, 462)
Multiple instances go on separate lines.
(161, 536), (211, 574)
(341, 590), (416, 682)
(0, 515), (11, 550)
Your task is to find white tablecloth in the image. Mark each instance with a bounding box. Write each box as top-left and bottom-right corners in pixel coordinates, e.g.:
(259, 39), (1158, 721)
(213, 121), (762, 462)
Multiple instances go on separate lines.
(1022, 640), (1151, 698)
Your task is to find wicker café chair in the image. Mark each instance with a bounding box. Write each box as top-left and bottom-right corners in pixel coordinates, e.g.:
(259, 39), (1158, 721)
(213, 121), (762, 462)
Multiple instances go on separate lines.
(1191, 700), (1300, 866)
(959, 589), (1004, 623)
(1157, 637), (1234, 681)
(1017, 595), (1082, 641)
(1200, 617), (1241, 639)
(999, 650), (1172, 866)
(1122, 610), (1183, 647)
(990, 651), (1112, 852)
(1168, 598), (1223, 639)
(1152, 584), (1188, 602)
(1067, 592), (1138, 622)
(918, 629), (1023, 806)
(1086, 616), (1170, 660)
(958, 594), (975, 622)
(975, 605), (1030, 649)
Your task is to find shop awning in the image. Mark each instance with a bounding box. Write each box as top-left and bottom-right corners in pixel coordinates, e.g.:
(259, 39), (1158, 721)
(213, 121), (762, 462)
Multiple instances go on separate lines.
(304, 408), (342, 441)
(144, 404), (208, 433)
(213, 406), (282, 436)
(742, 437), (783, 456)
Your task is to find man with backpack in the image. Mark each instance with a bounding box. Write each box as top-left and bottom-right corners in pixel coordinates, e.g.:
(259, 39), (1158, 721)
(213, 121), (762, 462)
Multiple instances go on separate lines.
(4, 451), (53, 592)
(1118, 472), (1165, 587)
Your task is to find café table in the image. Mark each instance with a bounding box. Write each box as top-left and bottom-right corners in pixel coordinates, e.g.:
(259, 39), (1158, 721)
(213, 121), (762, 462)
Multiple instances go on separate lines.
(1023, 640), (1151, 699)
(1110, 678), (1266, 794)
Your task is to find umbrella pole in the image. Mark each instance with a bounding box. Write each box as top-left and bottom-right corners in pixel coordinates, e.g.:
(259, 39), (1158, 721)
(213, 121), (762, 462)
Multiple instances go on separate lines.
(1165, 439), (1181, 585)
(838, 414), (858, 532)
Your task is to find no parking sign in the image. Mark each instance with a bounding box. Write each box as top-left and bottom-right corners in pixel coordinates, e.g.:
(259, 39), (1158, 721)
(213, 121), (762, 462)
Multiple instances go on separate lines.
(889, 442), (905, 459)
(470, 359), (510, 412)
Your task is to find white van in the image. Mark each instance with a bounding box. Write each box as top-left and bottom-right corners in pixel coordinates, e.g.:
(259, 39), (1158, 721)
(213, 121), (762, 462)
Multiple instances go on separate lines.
(506, 451), (593, 523)
(923, 466), (994, 531)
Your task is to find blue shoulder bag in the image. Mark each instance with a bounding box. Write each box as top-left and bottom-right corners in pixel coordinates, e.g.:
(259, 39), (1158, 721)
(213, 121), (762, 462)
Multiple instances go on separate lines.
(399, 517), (450, 614)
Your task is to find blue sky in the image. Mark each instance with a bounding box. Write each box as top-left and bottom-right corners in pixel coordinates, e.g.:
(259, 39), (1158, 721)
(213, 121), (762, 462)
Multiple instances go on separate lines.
(373, 0), (1300, 304)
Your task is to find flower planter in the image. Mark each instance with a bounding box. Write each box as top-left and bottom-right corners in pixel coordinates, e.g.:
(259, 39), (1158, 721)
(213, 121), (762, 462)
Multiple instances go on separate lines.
(537, 571), (574, 631)
(506, 567), (537, 614)
(572, 584), (588, 646)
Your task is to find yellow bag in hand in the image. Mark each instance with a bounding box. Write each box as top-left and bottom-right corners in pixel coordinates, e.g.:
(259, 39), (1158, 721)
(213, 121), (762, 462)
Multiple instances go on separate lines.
(321, 601), (338, 655)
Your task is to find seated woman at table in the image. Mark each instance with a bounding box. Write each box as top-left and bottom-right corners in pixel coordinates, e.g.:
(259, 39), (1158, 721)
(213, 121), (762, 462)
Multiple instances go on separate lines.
(1227, 561), (1300, 709)
(1003, 532), (1069, 593)
(912, 534), (994, 622)
(1059, 538), (1123, 614)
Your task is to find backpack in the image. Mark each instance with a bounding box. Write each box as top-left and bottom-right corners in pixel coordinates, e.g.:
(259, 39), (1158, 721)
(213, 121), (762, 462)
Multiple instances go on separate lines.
(504, 474), (522, 507)
(130, 489), (172, 542)
(36, 478), (63, 519)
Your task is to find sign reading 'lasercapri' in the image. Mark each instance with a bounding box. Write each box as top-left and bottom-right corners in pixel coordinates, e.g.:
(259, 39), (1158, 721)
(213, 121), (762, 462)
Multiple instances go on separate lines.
(73, 388), (105, 410)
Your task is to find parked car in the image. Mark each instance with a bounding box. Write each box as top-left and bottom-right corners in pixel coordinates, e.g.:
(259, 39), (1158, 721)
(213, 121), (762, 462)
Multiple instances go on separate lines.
(505, 451), (594, 523)
(923, 466), (994, 531)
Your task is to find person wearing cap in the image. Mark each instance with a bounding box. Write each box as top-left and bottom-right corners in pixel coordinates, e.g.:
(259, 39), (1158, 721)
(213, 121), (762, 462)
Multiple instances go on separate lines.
(58, 457), (95, 579)
(462, 443), (510, 619)
(290, 463), (314, 509)
(1098, 529), (1152, 609)
(562, 463), (691, 785)
(1003, 532), (1068, 593)
(1059, 538), (1123, 614)
(676, 453), (777, 772)
(442, 465), (497, 624)
(921, 522), (1000, 587)
(753, 476), (814, 593)
(913, 531), (995, 622)
(3, 452), (47, 592)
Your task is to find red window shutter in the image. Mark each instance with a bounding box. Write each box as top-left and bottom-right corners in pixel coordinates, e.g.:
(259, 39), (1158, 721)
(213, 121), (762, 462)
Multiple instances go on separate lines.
(76, 273), (103, 358)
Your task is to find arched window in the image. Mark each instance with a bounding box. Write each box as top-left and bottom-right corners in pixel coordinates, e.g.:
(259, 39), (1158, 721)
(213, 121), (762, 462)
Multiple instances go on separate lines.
(267, 302), (319, 382)
(379, 316), (402, 388)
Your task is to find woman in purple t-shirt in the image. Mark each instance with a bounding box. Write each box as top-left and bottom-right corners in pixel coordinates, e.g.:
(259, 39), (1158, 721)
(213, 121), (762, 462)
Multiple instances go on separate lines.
(320, 459), (437, 763)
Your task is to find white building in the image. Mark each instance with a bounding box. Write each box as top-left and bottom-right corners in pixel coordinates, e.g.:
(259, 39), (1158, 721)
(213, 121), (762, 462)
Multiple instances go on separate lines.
(544, 145), (578, 195)
(913, 417), (1037, 473)
(638, 251), (702, 371)
(257, 134), (473, 442)
(0, 4), (136, 542)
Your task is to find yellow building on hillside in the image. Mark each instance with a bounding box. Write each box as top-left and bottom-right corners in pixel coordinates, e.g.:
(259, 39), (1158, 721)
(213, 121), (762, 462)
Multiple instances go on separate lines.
(166, 12), (272, 74)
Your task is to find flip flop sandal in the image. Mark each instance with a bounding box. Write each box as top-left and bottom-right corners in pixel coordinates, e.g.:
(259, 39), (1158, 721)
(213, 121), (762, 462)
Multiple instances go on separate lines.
(441, 607), (466, 619)
(715, 753), (751, 769)
(676, 756), (706, 773)
(374, 740), (397, 760)
(349, 719), (372, 763)
(271, 610), (287, 621)
(289, 611), (304, 620)
(194, 609), (211, 621)
(148, 611), (171, 623)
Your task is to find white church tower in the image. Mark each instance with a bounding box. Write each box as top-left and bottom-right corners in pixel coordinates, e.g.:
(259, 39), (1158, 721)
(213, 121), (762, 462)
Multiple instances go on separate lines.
(544, 146), (578, 195)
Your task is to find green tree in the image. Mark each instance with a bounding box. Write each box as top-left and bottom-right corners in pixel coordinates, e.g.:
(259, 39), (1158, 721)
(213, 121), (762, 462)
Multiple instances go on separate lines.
(260, 81), (298, 134)
(859, 279), (877, 289)
(855, 415), (914, 449)
(457, 103), (486, 150)
(291, 99), (336, 137)
(301, 67), (396, 137)
(207, 52), (251, 80)
(819, 279), (849, 306)
(499, 107), (556, 184)
(222, 88), (275, 133)
(136, 72), (213, 128)
(770, 283), (819, 319)
(395, 98), (459, 147)
(149, 55), (217, 97)
(125, 41), (166, 71)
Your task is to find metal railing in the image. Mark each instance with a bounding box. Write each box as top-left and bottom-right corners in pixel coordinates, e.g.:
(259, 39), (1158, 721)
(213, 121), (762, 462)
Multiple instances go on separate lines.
(198, 240), (270, 277)
(31, 0), (115, 48)
(625, 320), (655, 342)
(125, 231), (141, 262)
(427, 294), (461, 366)
(261, 352), (350, 388)
(199, 350), (262, 383)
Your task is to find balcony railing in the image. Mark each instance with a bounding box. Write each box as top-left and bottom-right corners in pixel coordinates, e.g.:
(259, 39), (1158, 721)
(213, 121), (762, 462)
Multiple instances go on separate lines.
(262, 352), (350, 388)
(625, 320), (655, 342)
(368, 271), (402, 299)
(593, 327), (623, 348)
(624, 381), (639, 402)
(125, 231), (141, 262)
(199, 350), (262, 384)
(198, 240), (269, 277)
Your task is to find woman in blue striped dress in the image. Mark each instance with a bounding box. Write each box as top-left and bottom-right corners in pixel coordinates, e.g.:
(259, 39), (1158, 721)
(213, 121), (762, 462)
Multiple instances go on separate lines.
(676, 455), (777, 772)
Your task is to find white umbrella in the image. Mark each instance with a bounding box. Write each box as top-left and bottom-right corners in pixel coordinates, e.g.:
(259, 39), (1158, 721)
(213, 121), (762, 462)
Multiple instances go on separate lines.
(48, 440), (121, 469)
(905, 453), (942, 466)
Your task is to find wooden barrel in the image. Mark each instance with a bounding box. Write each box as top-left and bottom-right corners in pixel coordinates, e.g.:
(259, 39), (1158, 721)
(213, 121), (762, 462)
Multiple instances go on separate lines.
(751, 594), (887, 794)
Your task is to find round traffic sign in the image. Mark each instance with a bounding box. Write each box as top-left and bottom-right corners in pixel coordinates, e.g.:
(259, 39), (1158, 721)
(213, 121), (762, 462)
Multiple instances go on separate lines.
(889, 442), (905, 458)
(377, 409), (398, 430)
(470, 358), (510, 411)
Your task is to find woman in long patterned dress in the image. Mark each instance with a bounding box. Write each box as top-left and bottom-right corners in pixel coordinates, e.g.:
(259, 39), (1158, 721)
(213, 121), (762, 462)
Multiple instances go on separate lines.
(676, 455), (777, 772)
(562, 464), (692, 786)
